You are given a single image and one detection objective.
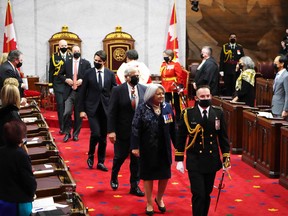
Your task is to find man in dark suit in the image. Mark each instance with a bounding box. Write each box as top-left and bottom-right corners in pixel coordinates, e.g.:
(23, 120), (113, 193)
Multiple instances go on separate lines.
(194, 46), (219, 96)
(220, 33), (245, 96)
(175, 85), (231, 216)
(107, 66), (146, 197)
(0, 50), (26, 98)
(49, 39), (72, 134)
(59, 45), (91, 142)
(79, 50), (117, 171)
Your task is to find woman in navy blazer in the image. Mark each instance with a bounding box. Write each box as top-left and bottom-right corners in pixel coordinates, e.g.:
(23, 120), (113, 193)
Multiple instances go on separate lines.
(131, 84), (176, 215)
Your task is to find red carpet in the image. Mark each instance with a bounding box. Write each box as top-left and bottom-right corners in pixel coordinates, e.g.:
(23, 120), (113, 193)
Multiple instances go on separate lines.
(43, 110), (288, 216)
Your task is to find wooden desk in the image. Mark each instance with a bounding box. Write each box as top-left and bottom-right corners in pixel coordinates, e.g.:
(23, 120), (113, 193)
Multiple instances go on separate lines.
(255, 77), (273, 106)
(255, 116), (288, 178)
(35, 169), (76, 198)
(242, 110), (258, 167)
(32, 156), (69, 175)
(31, 192), (88, 215)
(26, 130), (54, 147)
(212, 96), (249, 154)
(280, 126), (288, 189)
(28, 143), (58, 161)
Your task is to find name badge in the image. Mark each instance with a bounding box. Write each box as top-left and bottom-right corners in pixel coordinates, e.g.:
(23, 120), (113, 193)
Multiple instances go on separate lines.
(163, 114), (173, 124)
(215, 118), (220, 130)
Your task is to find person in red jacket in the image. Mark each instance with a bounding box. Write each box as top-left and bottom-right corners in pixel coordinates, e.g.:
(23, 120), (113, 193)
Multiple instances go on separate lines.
(160, 49), (185, 121)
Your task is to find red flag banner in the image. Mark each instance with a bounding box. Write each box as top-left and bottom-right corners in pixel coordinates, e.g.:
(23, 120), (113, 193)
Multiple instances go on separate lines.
(3, 0), (17, 53)
(166, 3), (179, 61)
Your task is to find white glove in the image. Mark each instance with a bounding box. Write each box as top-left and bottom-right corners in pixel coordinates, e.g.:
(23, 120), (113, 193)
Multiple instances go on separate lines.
(176, 161), (185, 174)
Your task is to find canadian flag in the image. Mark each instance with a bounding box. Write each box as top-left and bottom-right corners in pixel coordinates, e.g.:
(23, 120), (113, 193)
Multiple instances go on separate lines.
(166, 3), (179, 61)
(3, 0), (17, 53)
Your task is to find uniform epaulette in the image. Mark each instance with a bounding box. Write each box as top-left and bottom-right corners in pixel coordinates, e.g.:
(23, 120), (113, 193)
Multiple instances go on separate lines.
(237, 43), (243, 47)
(180, 107), (194, 118)
(212, 105), (223, 111)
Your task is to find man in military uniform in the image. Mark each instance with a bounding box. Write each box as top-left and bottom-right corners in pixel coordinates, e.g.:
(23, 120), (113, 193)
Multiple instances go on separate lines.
(49, 39), (72, 134)
(175, 85), (231, 216)
(219, 33), (245, 96)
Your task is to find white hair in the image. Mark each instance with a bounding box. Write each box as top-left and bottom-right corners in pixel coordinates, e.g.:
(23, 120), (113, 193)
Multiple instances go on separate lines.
(124, 66), (139, 76)
(144, 83), (165, 103)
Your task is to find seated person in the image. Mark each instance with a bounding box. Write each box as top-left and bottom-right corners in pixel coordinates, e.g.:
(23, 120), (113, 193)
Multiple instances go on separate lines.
(0, 120), (37, 216)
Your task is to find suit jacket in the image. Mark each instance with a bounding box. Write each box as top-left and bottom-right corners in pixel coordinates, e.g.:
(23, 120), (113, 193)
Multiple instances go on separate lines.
(59, 57), (91, 100)
(0, 146), (37, 203)
(195, 57), (219, 95)
(49, 52), (72, 92)
(107, 83), (146, 140)
(0, 61), (24, 97)
(219, 43), (244, 74)
(78, 67), (117, 116)
(175, 105), (230, 173)
(272, 69), (288, 115)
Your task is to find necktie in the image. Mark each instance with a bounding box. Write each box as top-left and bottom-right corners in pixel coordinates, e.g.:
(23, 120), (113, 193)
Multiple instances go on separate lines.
(131, 87), (136, 110)
(203, 110), (208, 122)
(98, 71), (102, 89)
(73, 60), (78, 90)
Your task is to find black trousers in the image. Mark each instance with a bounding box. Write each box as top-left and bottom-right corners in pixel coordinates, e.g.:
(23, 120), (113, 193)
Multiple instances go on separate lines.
(54, 90), (65, 131)
(111, 138), (140, 188)
(63, 91), (82, 137)
(165, 92), (181, 121)
(188, 170), (216, 216)
(87, 103), (107, 164)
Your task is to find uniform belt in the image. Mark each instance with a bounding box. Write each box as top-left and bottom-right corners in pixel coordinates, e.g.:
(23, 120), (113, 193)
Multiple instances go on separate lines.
(162, 77), (177, 81)
(226, 60), (238, 64)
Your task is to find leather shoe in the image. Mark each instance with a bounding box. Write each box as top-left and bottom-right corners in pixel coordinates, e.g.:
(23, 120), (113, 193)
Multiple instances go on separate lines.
(145, 208), (154, 216)
(73, 135), (79, 141)
(130, 186), (145, 197)
(155, 198), (166, 213)
(97, 163), (108, 172)
(63, 134), (71, 142)
(87, 155), (94, 169)
(110, 179), (118, 190)
(59, 130), (64, 135)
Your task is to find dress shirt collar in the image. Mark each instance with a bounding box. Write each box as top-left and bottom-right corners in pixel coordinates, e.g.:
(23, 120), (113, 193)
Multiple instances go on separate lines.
(198, 104), (210, 117)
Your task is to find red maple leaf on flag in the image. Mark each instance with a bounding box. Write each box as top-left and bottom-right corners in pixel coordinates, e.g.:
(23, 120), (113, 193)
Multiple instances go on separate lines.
(3, 0), (17, 53)
(166, 3), (179, 61)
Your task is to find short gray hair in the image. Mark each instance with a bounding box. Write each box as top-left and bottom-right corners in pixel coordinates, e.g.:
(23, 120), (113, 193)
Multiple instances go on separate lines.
(124, 66), (139, 77)
(7, 50), (22, 62)
(144, 83), (165, 103)
(240, 56), (255, 69)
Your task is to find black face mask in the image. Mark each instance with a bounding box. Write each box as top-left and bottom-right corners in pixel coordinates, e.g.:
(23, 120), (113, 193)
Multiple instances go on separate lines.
(239, 64), (244, 70)
(16, 62), (22, 68)
(130, 76), (139, 86)
(60, 47), (68, 53)
(200, 54), (204, 59)
(230, 38), (236, 44)
(94, 62), (102, 69)
(198, 99), (211, 108)
(164, 57), (170, 63)
(73, 52), (81, 59)
(273, 64), (278, 71)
